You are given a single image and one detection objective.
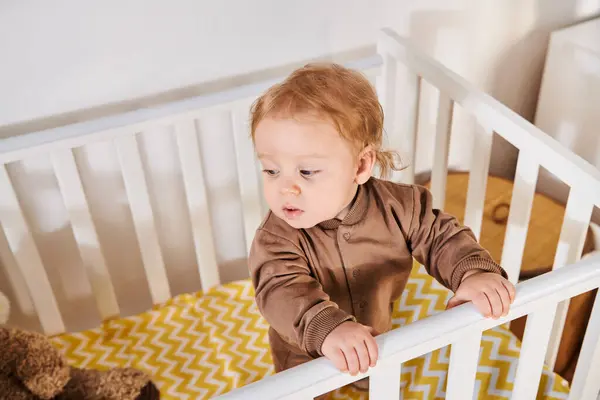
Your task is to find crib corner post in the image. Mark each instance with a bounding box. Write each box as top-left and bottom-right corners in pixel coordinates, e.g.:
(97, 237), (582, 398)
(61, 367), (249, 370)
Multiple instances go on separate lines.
(376, 30), (419, 185)
(568, 288), (600, 400)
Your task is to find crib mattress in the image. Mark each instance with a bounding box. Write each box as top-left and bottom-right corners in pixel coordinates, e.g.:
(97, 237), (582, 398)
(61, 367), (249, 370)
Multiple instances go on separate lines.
(51, 263), (570, 400)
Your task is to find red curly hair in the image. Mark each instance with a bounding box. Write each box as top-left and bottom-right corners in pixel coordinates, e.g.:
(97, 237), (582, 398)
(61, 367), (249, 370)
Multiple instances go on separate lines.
(249, 63), (402, 178)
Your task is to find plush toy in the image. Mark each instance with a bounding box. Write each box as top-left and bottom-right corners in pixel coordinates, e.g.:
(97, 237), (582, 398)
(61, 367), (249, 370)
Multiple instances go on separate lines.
(0, 291), (159, 399)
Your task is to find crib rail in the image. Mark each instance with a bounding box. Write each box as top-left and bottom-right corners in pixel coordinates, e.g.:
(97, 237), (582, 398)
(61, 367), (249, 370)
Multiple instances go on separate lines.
(376, 27), (600, 374)
(0, 56), (382, 335)
(377, 28), (600, 207)
(215, 253), (600, 400)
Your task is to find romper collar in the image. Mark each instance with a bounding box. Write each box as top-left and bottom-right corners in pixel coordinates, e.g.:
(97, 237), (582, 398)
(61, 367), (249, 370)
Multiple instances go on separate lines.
(318, 182), (369, 230)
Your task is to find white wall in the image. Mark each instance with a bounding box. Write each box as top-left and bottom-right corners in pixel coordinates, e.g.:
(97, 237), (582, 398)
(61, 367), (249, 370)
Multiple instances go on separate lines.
(1, 0), (599, 332)
(2, 1), (599, 170)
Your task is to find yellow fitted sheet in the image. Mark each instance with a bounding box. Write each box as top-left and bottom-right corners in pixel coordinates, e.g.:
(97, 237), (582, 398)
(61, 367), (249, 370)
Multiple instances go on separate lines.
(51, 263), (570, 399)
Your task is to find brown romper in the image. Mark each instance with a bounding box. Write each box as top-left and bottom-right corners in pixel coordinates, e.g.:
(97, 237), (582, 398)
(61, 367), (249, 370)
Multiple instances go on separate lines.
(248, 178), (507, 382)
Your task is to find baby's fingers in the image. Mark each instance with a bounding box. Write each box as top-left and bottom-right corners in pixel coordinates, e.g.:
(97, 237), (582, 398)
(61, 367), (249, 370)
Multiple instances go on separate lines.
(343, 346), (360, 376)
(498, 283), (512, 316)
(328, 348), (348, 373)
(502, 280), (516, 304)
(473, 292), (492, 318)
(354, 341), (370, 374)
(365, 335), (379, 368)
(487, 288), (504, 319)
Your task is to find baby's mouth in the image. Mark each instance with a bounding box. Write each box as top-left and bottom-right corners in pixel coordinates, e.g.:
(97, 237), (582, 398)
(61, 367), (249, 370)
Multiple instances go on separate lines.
(282, 205), (304, 219)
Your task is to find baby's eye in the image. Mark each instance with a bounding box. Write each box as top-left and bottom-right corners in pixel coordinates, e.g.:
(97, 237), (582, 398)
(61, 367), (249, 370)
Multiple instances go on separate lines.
(300, 170), (319, 177)
(262, 169), (279, 176)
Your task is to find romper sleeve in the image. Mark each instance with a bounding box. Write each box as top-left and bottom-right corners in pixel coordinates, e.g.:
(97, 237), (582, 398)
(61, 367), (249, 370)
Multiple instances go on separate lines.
(248, 227), (355, 357)
(406, 184), (508, 292)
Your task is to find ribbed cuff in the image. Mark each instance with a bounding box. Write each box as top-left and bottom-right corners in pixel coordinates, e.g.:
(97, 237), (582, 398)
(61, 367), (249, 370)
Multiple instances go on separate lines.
(304, 306), (355, 357)
(450, 257), (508, 292)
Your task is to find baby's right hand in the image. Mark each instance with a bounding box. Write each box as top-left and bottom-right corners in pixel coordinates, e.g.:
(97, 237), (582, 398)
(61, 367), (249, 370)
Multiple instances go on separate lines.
(321, 321), (378, 375)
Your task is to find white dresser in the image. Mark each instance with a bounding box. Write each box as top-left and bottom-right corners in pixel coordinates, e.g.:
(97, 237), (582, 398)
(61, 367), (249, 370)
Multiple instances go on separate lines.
(535, 20), (600, 399)
(534, 17), (600, 216)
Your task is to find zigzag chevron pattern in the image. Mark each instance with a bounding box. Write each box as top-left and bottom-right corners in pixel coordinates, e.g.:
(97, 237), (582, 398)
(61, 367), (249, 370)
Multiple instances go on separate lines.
(52, 281), (275, 399)
(51, 263), (570, 399)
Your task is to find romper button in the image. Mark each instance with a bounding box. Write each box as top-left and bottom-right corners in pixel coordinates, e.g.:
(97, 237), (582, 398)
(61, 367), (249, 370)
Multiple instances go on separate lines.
(343, 232), (351, 240)
(352, 269), (360, 278)
(359, 300), (368, 309)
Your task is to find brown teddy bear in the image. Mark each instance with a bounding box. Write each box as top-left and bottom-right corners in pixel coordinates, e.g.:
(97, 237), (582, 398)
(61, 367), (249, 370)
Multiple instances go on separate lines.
(0, 326), (160, 400)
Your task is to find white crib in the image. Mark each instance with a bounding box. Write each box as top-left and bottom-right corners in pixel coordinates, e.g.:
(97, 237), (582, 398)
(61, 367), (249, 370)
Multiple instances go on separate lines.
(1, 28), (599, 400)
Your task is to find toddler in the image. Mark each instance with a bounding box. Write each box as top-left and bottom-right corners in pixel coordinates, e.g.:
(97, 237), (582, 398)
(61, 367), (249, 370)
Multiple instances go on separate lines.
(247, 63), (515, 388)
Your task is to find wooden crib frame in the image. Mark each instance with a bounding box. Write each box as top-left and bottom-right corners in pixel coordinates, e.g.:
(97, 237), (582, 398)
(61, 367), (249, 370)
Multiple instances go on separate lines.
(1, 28), (599, 399)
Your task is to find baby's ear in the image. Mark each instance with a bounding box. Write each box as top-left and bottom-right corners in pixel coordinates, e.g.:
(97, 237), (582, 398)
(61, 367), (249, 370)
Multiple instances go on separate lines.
(355, 146), (375, 184)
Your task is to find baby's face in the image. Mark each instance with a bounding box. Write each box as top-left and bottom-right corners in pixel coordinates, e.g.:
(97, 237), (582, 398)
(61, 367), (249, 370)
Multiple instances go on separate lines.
(254, 116), (361, 229)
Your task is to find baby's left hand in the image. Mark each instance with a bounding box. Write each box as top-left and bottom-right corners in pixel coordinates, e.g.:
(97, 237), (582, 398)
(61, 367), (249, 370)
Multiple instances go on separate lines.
(446, 270), (516, 319)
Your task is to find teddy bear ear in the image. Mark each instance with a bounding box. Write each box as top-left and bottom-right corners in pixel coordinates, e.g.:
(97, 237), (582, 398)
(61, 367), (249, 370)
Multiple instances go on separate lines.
(15, 329), (71, 399)
(0, 291), (9, 325)
(95, 367), (154, 400)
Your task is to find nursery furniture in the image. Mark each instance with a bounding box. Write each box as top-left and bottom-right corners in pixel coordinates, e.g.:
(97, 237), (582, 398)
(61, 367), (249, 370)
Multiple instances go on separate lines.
(422, 171), (598, 384)
(0, 28), (599, 399)
(535, 17), (600, 216)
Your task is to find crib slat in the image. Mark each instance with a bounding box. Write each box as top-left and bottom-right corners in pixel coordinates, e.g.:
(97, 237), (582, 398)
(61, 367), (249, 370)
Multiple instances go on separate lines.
(545, 188), (594, 368)
(378, 53), (400, 182)
(500, 152), (539, 284)
(369, 361), (401, 399)
(231, 105), (264, 254)
(174, 119), (220, 289)
(115, 134), (171, 305)
(51, 149), (120, 320)
(0, 227), (35, 315)
(377, 32), (421, 185)
(512, 305), (557, 399)
(378, 53), (396, 137)
(430, 93), (454, 210)
(0, 165), (65, 334)
(446, 330), (481, 399)
(463, 123), (493, 240)
(568, 290), (600, 400)
(402, 73), (421, 185)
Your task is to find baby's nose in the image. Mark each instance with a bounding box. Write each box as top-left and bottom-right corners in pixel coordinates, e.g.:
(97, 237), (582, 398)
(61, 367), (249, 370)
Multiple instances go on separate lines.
(281, 182), (301, 196)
